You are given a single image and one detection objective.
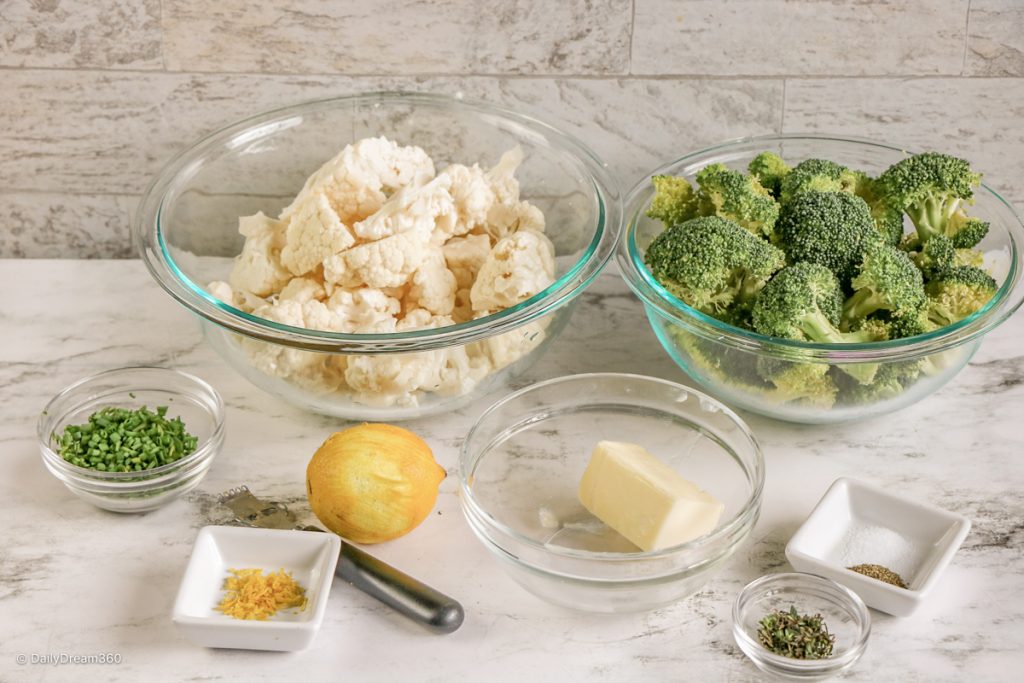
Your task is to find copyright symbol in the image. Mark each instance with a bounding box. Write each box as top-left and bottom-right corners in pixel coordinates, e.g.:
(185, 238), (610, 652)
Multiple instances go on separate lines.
(16, 654), (26, 665)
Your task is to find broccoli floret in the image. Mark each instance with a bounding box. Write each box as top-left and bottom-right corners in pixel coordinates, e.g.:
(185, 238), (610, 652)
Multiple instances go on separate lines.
(647, 175), (700, 227)
(883, 305), (939, 339)
(751, 262), (879, 383)
(954, 248), (985, 268)
(926, 266), (998, 326)
(645, 216), (786, 317)
(877, 152), (984, 246)
(842, 241), (927, 327)
(778, 158), (861, 205)
(756, 357), (838, 408)
(852, 175), (906, 246)
(777, 191), (879, 286)
(839, 361), (922, 405)
(673, 327), (767, 389)
(748, 152), (791, 198)
(946, 212), (990, 249)
(910, 233), (955, 276)
(694, 163), (780, 239)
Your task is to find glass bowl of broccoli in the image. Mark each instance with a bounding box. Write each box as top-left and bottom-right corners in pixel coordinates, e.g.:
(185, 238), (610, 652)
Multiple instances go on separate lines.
(617, 134), (1024, 423)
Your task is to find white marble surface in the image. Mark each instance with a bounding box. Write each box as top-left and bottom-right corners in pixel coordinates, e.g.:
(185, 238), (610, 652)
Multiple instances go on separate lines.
(1, 259), (1023, 682)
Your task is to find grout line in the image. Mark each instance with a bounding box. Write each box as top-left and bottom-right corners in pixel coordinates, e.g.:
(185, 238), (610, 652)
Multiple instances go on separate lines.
(962, 0), (973, 75)
(779, 79), (787, 133)
(627, 0), (636, 76)
(0, 64), (1017, 81)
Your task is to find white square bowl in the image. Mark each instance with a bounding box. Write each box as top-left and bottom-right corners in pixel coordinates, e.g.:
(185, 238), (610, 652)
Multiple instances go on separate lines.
(172, 526), (340, 651)
(785, 478), (970, 617)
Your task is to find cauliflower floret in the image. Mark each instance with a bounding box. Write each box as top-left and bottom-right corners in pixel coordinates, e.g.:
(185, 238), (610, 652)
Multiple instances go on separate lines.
(432, 163), (495, 244)
(228, 212), (291, 297)
(241, 302), (346, 393)
(443, 234), (492, 289)
(405, 248), (457, 316)
(476, 319), (549, 371)
(281, 137), (435, 227)
(278, 277), (326, 304)
(326, 287), (401, 332)
(443, 233), (492, 322)
(486, 146), (524, 204)
(484, 200), (546, 240)
(352, 174), (455, 242)
(470, 230), (556, 312)
(324, 224), (432, 289)
(344, 310), (456, 406)
(280, 192), (357, 276)
(208, 280), (266, 313)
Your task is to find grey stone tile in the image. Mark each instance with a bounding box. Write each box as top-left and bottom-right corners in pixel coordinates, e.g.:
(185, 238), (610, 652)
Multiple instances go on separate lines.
(0, 0), (161, 69)
(162, 0), (631, 75)
(967, 0), (1024, 76)
(0, 70), (783, 196)
(632, 0), (970, 76)
(0, 193), (135, 258)
(783, 77), (1024, 208)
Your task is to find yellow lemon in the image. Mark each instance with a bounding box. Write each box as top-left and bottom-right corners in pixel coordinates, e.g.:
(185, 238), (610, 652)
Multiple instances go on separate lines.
(306, 424), (445, 544)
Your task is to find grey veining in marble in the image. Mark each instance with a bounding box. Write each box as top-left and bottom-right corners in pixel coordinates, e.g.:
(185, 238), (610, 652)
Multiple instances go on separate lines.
(0, 259), (1022, 682)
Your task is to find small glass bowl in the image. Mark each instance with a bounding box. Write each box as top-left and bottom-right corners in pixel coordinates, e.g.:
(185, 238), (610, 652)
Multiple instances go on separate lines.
(38, 367), (225, 513)
(458, 372), (764, 613)
(733, 572), (871, 680)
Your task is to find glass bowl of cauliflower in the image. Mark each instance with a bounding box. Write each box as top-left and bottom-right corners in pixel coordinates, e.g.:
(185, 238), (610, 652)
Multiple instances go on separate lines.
(136, 92), (619, 419)
(618, 134), (1024, 424)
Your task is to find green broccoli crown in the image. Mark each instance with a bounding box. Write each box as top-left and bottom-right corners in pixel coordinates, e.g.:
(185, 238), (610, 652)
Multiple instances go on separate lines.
(926, 265), (999, 326)
(777, 191), (879, 286)
(841, 360), (921, 404)
(748, 152), (791, 197)
(877, 152), (983, 244)
(884, 305), (938, 339)
(779, 158), (860, 205)
(853, 175), (905, 246)
(645, 215), (785, 316)
(842, 241), (927, 325)
(694, 163), (781, 239)
(947, 212), (990, 249)
(954, 247), (985, 268)
(751, 262), (846, 341)
(911, 233), (955, 276)
(647, 175), (700, 227)
(756, 357), (838, 408)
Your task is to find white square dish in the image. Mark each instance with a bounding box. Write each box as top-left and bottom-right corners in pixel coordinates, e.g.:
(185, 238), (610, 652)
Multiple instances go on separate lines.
(785, 478), (970, 617)
(172, 526), (340, 651)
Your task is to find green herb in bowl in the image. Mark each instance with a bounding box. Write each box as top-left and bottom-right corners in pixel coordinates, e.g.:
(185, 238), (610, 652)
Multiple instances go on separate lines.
(57, 406), (198, 472)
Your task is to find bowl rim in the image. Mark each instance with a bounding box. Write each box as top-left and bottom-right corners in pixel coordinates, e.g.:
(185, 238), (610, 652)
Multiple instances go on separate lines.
(37, 366), (226, 483)
(135, 90), (622, 354)
(732, 571), (872, 675)
(457, 371), (765, 563)
(617, 132), (1024, 361)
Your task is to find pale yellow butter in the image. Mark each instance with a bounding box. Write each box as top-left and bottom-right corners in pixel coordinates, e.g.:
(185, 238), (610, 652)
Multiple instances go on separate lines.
(578, 441), (724, 551)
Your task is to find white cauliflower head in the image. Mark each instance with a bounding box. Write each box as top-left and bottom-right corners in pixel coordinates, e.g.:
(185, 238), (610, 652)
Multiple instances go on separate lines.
(352, 173), (455, 242)
(228, 212), (291, 297)
(280, 192), (357, 276)
(470, 230), (556, 313)
(405, 247), (457, 316)
(324, 223), (432, 289)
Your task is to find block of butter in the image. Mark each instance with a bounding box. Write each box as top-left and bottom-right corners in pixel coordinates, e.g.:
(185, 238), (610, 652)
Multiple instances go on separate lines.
(578, 441), (724, 552)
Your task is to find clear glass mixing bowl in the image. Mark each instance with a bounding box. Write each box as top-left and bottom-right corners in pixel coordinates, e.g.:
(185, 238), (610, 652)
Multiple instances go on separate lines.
(618, 134), (1024, 423)
(135, 92), (620, 419)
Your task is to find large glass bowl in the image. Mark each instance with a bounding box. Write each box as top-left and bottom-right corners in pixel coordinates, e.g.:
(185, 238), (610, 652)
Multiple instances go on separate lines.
(618, 134), (1024, 423)
(135, 92), (620, 419)
(458, 373), (764, 613)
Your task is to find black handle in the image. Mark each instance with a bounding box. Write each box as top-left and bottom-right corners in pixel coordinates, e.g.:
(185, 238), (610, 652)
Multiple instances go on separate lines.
(335, 541), (464, 634)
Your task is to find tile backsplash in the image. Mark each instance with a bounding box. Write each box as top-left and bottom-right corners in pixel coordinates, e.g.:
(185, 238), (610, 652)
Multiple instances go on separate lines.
(1, 0), (1021, 258)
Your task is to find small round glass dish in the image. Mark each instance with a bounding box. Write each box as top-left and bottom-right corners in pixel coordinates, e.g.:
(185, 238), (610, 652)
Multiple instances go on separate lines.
(38, 367), (225, 513)
(458, 373), (764, 613)
(733, 572), (871, 680)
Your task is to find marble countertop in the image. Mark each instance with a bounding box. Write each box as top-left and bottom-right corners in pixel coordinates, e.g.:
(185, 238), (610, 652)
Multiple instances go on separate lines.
(2, 259), (1022, 682)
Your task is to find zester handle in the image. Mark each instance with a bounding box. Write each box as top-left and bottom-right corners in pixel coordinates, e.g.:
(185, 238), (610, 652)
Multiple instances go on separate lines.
(335, 542), (464, 634)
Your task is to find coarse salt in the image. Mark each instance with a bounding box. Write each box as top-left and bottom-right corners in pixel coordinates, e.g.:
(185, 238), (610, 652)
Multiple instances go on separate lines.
(837, 523), (926, 584)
